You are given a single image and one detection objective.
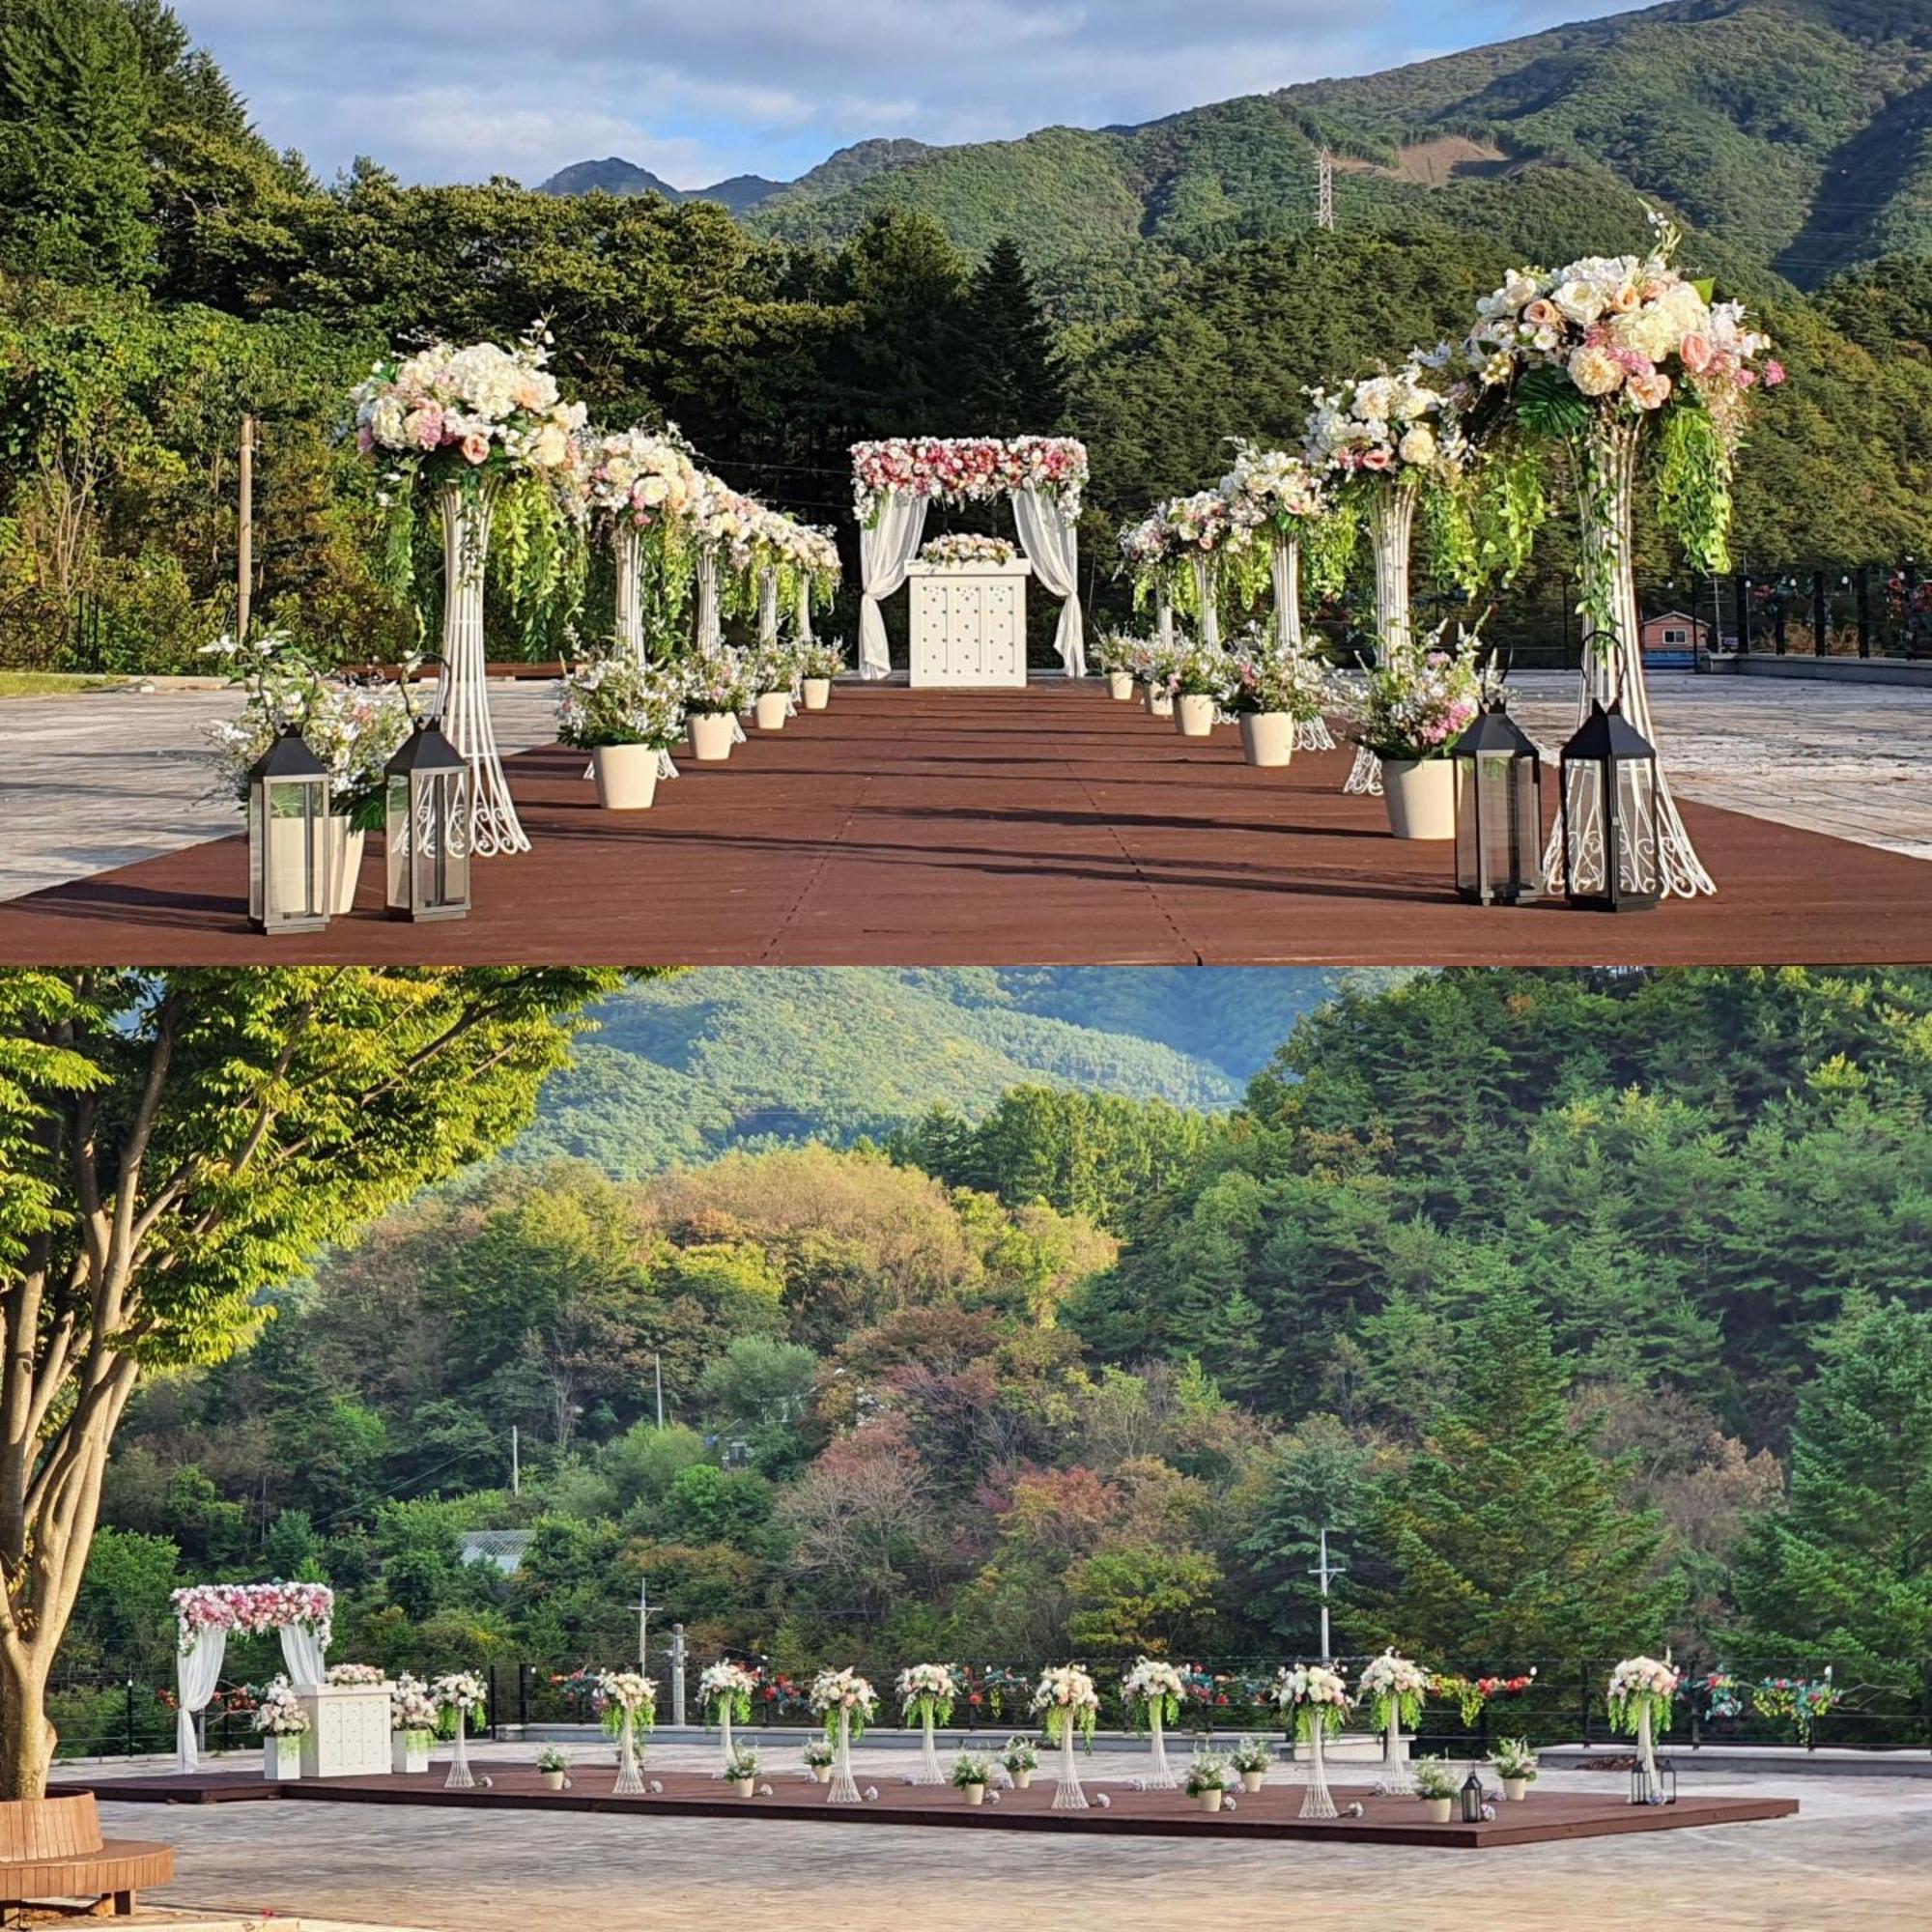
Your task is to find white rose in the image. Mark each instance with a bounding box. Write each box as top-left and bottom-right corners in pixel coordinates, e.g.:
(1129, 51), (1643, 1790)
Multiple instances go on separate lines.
(1398, 426), (1437, 467)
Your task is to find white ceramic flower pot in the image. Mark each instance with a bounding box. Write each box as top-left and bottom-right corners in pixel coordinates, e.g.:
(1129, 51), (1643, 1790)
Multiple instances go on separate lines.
(392, 1734), (429, 1776)
(1197, 1787), (1224, 1813)
(1012, 1769), (1033, 1789)
(812, 1765), (831, 1783)
(264, 1735), (302, 1781)
(688, 713), (735, 762)
(591, 743), (660, 810)
(754, 692), (789, 731)
(1422, 1796), (1454, 1824)
(1240, 1770), (1265, 1793)
(1502, 1776), (1528, 1803)
(962, 1783), (986, 1806)
(1144, 686), (1174, 718)
(731, 1776), (754, 1798)
(324, 818), (365, 915)
(803, 678), (831, 711)
(542, 1770), (567, 1791)
(1175, 694), (1216, 737)
(1381, 757), (1458, 840)
(1107, 670), (1135, 700)
(1238, 713), (1295, 768)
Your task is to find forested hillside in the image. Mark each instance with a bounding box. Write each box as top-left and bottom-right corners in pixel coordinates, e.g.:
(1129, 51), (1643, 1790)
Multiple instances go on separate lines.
(70, 970), (1932, 1738)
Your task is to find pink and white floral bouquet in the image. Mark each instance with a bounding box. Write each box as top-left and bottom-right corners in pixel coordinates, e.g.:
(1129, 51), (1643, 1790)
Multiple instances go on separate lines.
(1347, 619), (1491, 761)
(325, 1663), (386, 1688)
(1121, 1657), (1187, 1727)
(1607, 1656), (1682, 1736)
(1162, 489), (1260, 556)
(921, 533), (1018, 568)
(1118, 509), (1179, 583)
(896, 1662), (958, 1723)
(1304, 359), (1465, 480)
(1031, 1663), (1100, 1745)
(810, 1667), (879, 1740)
(596, 1670), (658, 1735)
(1358, 1651), (1430, 1731)
(681, 641), (754, 717)
(172, 1581), (334, 1655)
(1223, 631), (1332, 720)
(1221, 441), (1326, 531)
(851, 437), (1087, 523)
(698, 1661), (760, 1724)
(689, 477), (763, 573)
(390, 1673), (439, 1738)
(579, 424), (700, 529)
(252, 1676), (310, 1738)
(1272, 1662), (1352, 1739)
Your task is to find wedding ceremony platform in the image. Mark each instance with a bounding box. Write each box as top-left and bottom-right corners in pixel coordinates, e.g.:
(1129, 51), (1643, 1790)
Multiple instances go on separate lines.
(1, 682), (1928, 968)
(55, 1762), (1797, 1851)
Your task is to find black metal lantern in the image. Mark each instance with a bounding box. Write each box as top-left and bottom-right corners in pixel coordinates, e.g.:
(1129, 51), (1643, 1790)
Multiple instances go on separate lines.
(1459, 1769), (1485, 1823)
(1450, 698), (1543, 904)
(384, 718), (471, 923)
(1631, 1756), (1678, 1806)
(1558, 699), (1662, 912)
(246, 724), (331, 935)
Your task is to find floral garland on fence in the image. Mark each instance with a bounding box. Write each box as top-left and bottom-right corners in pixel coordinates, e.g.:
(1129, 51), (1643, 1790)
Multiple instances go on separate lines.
(1273, 1663), (1352, 1741)
(850, 436), (1088, 525)
(1607, 1656), (1680, 1738)
(920, 534), (1018, 568)
(896, 1662), (958, 1726)
(810, 1667), (878, 1741)
(1357, 1651), (1430, 1733)
(1031, 1664), (1100, 1746)
(698, 1661), (759, 1726)
(172, 1582), (334, 1655)
(1121, 1657), (1186, 1731)
(1432, 1669), (1538, 1728)
(1752, 1676), (1837, 1744)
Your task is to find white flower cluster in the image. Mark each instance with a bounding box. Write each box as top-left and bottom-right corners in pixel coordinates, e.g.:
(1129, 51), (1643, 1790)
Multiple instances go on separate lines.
(324, 1662), (386, 1687)
(1357, 1651), (1430, 1704)
(1304, 359), (1464, 478)
(1608, 1656), (1681, 1701)
(697, 1661), (760, 1703)
(920, 533), (1019, 568)
(810, 1667), (879, 1721)
(1220, 441), (1326, 527)
(390, 1673), (439, 1736)
(1032, 1663), (1101, 1721)
(597, 1670), (658, 1714)
(556, 650), (687, 751)
(1272, 1662), (1351, 1714)
(896, 1662), (958, 1712)
(1162, 488), (1260, 555)
(353, 335), (586, 475)
(253, 1676), (310, 1738)
(430, 1671), (488, 1716)
(1121, 1657), (1187, 1709)
(579, 424), (700, 527)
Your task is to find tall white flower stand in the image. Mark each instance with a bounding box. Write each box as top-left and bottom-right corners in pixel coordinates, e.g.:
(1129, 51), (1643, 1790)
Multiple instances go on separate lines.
(1299, 1720), (1338, 1820)
(1632, 1703), (1661, 1804)
(295, 1684), (392, 1778)
(443, 1714), (476, 1791)
(1192, 555), (1221, 652)
(612, 524), (646, 667)
(435, 482), (529, 857)
(717, 1702), (736, 1777)
(1546, 416), (1715, 898)
(1051, 1720), (1087, 1812)
(914, 1707), (945, 1786)
(1380, 1710), (1413, 1795)
(1346, 477), (1420, 798)
(612, 1710), (645, 1796)
(1145, 1709), (1177, 1790)
(827, 1709), (861, 1805)
(263, 1734), (302, 1782)
(1273, 534), (1335, 752)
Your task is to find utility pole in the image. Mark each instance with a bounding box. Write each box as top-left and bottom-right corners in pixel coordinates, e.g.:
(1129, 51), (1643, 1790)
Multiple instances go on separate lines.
(653, 1353), (664, 1430)
(669, 1624), (687, 1727)
(237, 414), (256, 640)
(638, 1577), (653, 1675)
(510, 1424), (520, 1495)
(1316, 150), (1336, 233)
(1309, 1528), (1346, 1662)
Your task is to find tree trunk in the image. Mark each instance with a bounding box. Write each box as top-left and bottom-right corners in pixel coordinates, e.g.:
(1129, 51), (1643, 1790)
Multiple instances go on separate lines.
(0, 1640), (54, 1801)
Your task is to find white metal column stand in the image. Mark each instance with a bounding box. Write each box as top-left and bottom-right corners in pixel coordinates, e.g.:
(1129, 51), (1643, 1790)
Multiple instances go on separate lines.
(1145, 1709), (1177, 1790)
(1300, 1719), (1337, 1819)
(914, 1707), (945, 1785)
(612, 1709), (644, 1795)
(613, 523), (646, 665)
(1052, 1719), (1087, 1811)
(828, 1708), (861, 1804)
(1274, 532), (1335, 751)
(1381, 1708), (1413, 1794)
(434, 481), (528, 856)
(1345, 478), (1420, 797)
(444, 1714), (475, 1790)
(1544, 416), (1715, 897)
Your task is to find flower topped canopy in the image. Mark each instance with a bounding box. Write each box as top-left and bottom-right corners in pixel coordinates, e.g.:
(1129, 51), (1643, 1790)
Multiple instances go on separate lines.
(172, 1581), (333, 1655)
(1221, 442), (1327, 530)
(850, 436), (1088, 525)
(579, 424), (701, 530)
(353, 333), (586, 483)
(1304, 357), (1466, 482)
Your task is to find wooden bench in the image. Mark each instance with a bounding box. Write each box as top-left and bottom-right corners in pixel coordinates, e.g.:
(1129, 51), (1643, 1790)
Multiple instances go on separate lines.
(0, 1793), (173, 1921)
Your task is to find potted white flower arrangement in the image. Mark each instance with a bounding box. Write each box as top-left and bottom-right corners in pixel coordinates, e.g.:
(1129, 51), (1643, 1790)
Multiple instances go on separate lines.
(1169, 640), (1229, 738)
(897, 1662), (958, 1785)
(748, 640), (801, 732)
(1183, 1747), (1232, 1812)
(1001, 1735), (1039, 1790)
(556, 650), (687, 810)
(681, 645), (754, 762)
(597, 1668), (657, 1794)
(389, 1672), (439, 1774)
(1230, 1736), (1273, 1794)
(254, 1676), (310, 1780)
(1492, 1737), (1537, 1803)
(1130, 637), (1181, 717)
(1121, 1657), (1187, 1789)
(1412, 1753), (1460, 1823)
(802, 1735), (835, 1783)
(537, 1745), (572, 1791)
(726, 1745), (761, 1797)
(1347, 620), (1490, 839)
(810, 1666), (878, 1804)
(1093, 634), (1141, 702)
(1223, 631), (1334, 768)
(797, 639), (845, 711)
(951, 1750), (995, 1805)
(431, 1670), (488, 1790)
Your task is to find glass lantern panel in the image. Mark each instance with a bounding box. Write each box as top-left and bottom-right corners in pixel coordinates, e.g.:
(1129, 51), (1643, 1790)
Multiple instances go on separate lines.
(1563, 761), (1609, 898)
(384, 775), (412, 911)
(1475, 755), (1518, 900)
(433, 773), (471, 911)
(1612, 758), (1663, 901)
(1510, 760), (1544, 898)
(262, 780), (327, 926)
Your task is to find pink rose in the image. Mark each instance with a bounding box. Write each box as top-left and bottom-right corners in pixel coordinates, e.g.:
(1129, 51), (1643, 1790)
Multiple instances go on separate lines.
(355, 424), (375, 454)
(1523, 299), (1558, 329)
(1763, 358), (1786, 387)
(1628, 370), (1673, 412)
(1360, 448), (1392, 471)
(1679, 332), (1713, 374)
(462, 433), (491, 465)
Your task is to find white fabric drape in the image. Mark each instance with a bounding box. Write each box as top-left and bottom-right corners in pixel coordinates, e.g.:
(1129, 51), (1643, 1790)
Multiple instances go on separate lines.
(858, 495), (928, 680)
(1012, 485), (1085, 677)
(696, 547), (723, 653)
(1192, 555), (1221, 650)
(280, 1622), (326, 1687)
(175, 1630), (227, 1773)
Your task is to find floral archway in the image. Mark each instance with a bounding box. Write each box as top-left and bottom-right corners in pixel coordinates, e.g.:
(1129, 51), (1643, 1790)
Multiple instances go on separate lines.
(171, 1581), (334, 1773)
(850, 437), (1089, 680)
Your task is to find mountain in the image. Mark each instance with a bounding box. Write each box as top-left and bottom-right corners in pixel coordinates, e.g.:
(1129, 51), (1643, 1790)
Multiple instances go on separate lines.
(514, 967), (1402, 1177)
(547, 2), (1932, 287)
(537, 138), (933, 217)
(536, 156), (689, 200)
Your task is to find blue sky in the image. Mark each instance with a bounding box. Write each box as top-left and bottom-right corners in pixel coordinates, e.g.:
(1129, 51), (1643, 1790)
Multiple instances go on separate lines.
(171, 2), (1647, 189)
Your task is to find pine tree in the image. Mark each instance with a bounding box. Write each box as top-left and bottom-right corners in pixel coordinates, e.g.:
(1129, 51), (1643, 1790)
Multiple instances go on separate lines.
(1352, 1288), (1675, 1664)
(1728, 1300), (1932, 1690)
(959, 236), (1066, 434)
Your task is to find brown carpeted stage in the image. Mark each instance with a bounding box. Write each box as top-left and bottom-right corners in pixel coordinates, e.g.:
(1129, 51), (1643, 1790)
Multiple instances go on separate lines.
(1, 685), (1923, 967)
(58, 1764), (1797, 1849)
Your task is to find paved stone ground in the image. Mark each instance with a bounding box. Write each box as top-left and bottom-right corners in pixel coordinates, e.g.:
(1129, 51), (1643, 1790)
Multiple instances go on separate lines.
(2, 673), (1927, 902)
(73, 1740), (1932, 1931)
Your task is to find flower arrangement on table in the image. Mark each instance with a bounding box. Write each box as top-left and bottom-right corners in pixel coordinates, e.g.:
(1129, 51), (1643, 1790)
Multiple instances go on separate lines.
(1358, 1651), (1431, 1735)
(1606, 1656), (1681, 1738)
(431, 1671), (487, 1735)
(324, 1663), (386, 1688)
(201, 632), (413, 835)
(1182, 1747), (1230, 1798)
(1346, 620), (1491, 762)
(171, 1581), (336, 1654)
(252, 1678), (310, 1738)
(920, 534), (1019, 569)
(556, 649), (687, 751)
(390, 1673), (439, 1740)
(595, 1670), (658, 1737)
(897, 1662), (958, 1727)
(1272, 1663), (1352, 1741)
(951, 1751), (994, 1790)
(1001, 1736), (1038, 1776)
(850, 436), (1088, 524)
(681, 643), (755, 719)
(1492, 1737), (1538, 1786)
(1221, 632), (1332, 720)
(1031, 1664), (1100, 1746)
(797, 639), (848, 682)
(1303, 359), (1466, 482)
(1120, 1658), (1186, 1732)
(697, 1661), (760, 1727)
(1751, 1675), (1837, 1745)
(810, 1667), (879, 1740)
